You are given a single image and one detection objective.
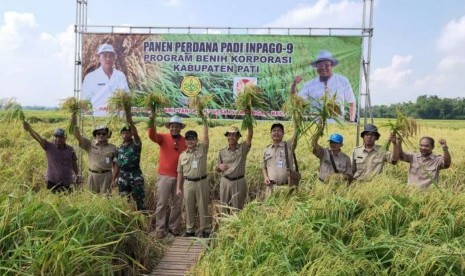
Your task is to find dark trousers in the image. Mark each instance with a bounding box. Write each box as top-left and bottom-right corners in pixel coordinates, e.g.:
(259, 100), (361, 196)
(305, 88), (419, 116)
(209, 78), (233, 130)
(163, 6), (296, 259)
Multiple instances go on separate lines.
(47, 181), (72, 193)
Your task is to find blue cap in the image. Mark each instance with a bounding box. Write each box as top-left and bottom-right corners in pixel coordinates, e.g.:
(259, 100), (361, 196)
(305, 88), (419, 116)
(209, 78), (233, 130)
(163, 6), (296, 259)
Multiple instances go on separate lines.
(328, 133), (343, 144)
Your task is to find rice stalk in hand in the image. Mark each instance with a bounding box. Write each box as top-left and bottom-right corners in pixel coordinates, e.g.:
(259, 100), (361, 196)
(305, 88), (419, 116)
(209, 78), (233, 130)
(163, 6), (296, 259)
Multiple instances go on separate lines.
(282, 93), (311, 138)
(59, 97), (92, 114)
(0, 98), (25, 123)
(107, 90), (133, 125)
(308, 93), (344, 144)
(235, 84), (267, 131)
(59, 97), (92, 133)
(143, 91), (171, 115)
(188, 94), (213, 120)
(381, 109), (419, 149)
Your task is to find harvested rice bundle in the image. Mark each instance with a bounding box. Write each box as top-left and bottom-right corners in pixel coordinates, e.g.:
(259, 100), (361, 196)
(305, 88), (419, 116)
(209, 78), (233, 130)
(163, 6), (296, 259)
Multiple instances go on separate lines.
(235, 84), (267, 131)
(143, 91), (171, 115)
(282, 93), (311, 138)
(59, 97), (92, 114)
(381, 109), (419, 149)
(107, 90), (133, 126)
(59, 97), (92, 133)
(0, 98), (25, 123)
(188, 94), (213, 120)
(309, 93), (344, 144)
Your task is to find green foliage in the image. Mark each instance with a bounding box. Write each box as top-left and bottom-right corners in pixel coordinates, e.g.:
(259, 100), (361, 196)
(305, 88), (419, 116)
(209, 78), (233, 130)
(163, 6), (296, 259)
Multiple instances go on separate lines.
(369, 95), (465, 120)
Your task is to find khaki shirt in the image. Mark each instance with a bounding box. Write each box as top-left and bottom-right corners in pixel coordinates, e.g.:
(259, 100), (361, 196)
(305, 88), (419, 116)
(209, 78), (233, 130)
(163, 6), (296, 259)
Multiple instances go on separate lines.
(217, 142), (250, 178)
(177, 143), (209, 179)
(402, 152), (445, 189)
(80, 138), (117, 171)
(263, 140), (295, 184)
(352, 145), (393, 181)
(314, 147), (352, 181)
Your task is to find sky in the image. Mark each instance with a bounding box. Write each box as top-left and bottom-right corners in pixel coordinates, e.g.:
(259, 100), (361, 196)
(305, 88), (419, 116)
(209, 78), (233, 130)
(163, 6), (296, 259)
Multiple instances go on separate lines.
(1, 0), (464, 107)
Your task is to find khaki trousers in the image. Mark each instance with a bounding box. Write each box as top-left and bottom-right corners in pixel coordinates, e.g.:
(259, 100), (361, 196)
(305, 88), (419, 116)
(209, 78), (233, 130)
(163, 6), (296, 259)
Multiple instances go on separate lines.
(183, 178), (211, 233)
(88, 171), (112, 194)
(219, 177), (247, 214)
(155, 175), (182, 234)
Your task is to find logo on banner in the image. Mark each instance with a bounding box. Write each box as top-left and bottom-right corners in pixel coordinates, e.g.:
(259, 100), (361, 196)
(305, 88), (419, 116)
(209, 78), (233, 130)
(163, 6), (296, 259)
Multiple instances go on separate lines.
(180, 76), (202, 97)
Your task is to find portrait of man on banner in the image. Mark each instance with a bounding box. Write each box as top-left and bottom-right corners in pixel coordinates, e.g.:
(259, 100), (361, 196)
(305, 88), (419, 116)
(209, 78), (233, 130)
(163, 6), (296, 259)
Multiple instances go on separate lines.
(81, 43), (129, 116)
(291, 49), (357, 122)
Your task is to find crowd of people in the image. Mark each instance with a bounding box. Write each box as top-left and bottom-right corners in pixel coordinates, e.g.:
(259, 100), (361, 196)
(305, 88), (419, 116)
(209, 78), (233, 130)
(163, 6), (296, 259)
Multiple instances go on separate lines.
(23, 112), (452, 239)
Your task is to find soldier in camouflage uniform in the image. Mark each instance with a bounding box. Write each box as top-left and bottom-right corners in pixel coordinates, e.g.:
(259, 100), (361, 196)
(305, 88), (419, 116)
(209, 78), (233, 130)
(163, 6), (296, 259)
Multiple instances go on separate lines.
(114, 111), (145, 210)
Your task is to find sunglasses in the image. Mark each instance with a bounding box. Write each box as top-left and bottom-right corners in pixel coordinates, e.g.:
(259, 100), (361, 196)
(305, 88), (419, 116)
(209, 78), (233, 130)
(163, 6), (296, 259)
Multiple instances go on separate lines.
(96, 132), (108, 136)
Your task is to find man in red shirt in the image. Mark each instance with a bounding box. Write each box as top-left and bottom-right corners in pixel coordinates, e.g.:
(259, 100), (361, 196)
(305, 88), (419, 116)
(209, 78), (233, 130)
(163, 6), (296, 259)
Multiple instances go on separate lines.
(148, 113), (187, 238)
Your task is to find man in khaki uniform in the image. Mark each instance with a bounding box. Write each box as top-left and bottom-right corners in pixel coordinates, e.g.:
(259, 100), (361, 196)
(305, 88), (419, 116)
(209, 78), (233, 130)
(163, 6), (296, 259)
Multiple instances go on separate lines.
(399, 136), (451, 189)
(72, 114), (117, 193)
(352, 124), (399, 182)
(313, 133), (352, 184)
(176, 119), (210, 238)
(262, 123), (297, 198)
(216, 124), (253, 213)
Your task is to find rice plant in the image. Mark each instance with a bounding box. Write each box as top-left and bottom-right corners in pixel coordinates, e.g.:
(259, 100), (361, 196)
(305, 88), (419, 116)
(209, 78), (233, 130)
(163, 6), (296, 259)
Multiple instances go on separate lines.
(59, 97), (92, 133)
(107, 89), (134, 128)
(0, 98), (25, 123)
(143, 91), (171, 115)
(235, 84), (267, 131)
(2, 110), (464, 275)
(381, 109), (419, 149)
(282, 93), (311, 139)
(188, 93), (214, 120)
(308, 92), (344, 145)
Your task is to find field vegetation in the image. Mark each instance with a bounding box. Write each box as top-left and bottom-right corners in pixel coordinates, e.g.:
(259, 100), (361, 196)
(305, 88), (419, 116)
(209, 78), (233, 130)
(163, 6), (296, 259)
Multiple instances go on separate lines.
(1, 110), (464, 274)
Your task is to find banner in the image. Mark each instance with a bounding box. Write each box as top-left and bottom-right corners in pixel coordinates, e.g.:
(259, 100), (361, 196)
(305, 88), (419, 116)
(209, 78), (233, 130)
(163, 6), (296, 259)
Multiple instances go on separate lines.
(81, 33), (362, 119)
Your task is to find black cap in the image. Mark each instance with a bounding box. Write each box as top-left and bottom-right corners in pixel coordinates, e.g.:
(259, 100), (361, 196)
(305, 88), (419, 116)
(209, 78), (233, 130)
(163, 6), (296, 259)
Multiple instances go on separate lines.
(185, 130), (198, 139)
(53, 128), (66, 137)
(361, 124), (380, 139)
(270, 123), (284, 132)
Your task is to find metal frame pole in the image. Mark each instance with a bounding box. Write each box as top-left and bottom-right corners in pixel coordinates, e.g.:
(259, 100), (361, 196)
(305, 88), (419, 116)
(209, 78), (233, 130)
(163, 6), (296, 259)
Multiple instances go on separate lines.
(74, 0), (87, 175)
(357, 0), (374, 146)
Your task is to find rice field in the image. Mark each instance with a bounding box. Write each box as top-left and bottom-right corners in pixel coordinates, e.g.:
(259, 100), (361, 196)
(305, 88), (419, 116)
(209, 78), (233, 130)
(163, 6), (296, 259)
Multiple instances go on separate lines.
(1, 110), (464, 275)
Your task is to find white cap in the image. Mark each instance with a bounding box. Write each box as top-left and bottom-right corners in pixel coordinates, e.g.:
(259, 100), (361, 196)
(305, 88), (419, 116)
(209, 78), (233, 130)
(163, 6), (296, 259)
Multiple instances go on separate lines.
(97, 44), (115, 55)
(164, 116), (186, 129)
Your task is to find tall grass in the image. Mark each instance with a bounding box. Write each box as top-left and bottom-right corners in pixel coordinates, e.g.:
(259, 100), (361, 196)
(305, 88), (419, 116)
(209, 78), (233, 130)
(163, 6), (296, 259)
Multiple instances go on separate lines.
(195, 181), (465, 275)
(0, 189), (162, 275)
(2, 110), (464, 274)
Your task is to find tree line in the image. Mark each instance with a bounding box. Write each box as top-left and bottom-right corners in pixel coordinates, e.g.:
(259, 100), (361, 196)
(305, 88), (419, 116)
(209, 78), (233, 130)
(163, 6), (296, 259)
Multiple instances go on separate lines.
(365, 95), (465, 119)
